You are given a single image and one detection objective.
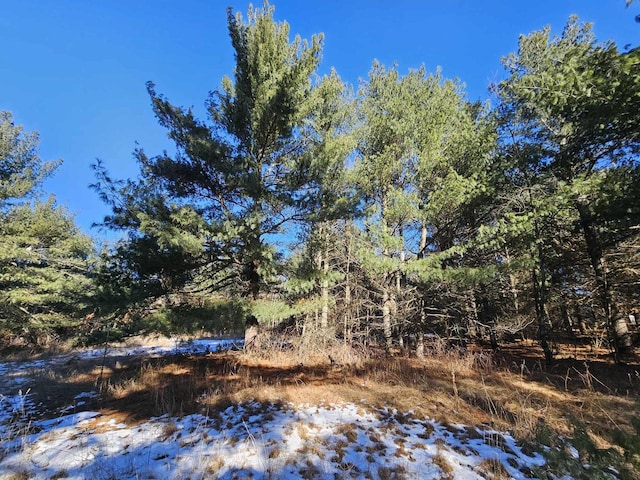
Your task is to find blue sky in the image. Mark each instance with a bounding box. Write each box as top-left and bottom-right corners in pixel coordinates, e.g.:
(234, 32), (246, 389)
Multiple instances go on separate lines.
(1, 1), (637, 238)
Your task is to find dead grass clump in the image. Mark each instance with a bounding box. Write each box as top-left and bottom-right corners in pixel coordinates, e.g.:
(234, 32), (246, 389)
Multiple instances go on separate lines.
(268, 444), (282, 459)
(333, 439), (349, 463)
(294, 421), (311, 441)
(242, 331), (366, 368)
(297, 439), (327, 459)
(432, 451), (454, 479)
(300, 461), (322, 479)
(160, 420), (179, 441)
(106, 361), (162, 398)
(418, 423), (435, 440)
(1, 471), (31, 480)
(336, 422), (359, 443)
(103, 358), (208, 416)
(204, 456), (225, 475)
(483, 432), (516, 455)
(451, 374), (562, 440)
(422, 337), (493, 377)
(476, 458), (511, 479)
(377, 464), (407, 480)
(394, 442), (411, 459)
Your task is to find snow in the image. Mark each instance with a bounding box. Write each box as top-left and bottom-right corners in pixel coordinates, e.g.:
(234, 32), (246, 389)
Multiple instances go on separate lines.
(0, 338), (548, 479)
(0, 337), (241, 384)
(2, 402), (546, 479)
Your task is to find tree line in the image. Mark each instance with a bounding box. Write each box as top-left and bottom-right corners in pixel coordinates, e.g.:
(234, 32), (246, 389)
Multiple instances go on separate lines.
(2, 3), (639, 361)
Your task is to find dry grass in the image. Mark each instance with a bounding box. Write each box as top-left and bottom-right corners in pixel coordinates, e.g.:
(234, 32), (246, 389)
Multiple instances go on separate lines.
(377, 464), (407, 480)
(476, 457), (511, 479)
(296, 439), (327, 459)
(8, 334), (640, 474)
(204, 456), (225, 476)
(1, 471), (31, 480)
(432, 450), (454, 479)
(336, 422), (359, 443)
(25, 349), (639, 441)
(243, 331), (365, 368)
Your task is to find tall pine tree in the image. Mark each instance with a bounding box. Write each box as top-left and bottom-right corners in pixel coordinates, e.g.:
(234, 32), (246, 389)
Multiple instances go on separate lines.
(94, 2), (330, 302)
(494, 17), (640, 361)
(0, 111), (94, 345)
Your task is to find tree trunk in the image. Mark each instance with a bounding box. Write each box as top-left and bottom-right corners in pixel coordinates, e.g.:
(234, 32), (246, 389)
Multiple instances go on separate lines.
(420, 224), (428, 259)
(532, 266), (553, 364)
(415, 223), (429, 359)
(244, 315), (259, 349)
(576, 200), (620, 361)
(317, 225), (330, 330)
(245, 258), (261, 300)
(504, 247), (520, 316)
(383, 289), (393, 352)
(343, 225), (353, 342)
(477, 287), (499, 352)
(528, 183), (553, 364)
(416, 331), (425, 359)
(317, 255), (329, 330)
(465, 291), (478, 339)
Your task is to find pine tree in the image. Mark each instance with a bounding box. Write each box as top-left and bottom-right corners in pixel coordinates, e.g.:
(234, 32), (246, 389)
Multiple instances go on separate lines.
(94, 2), (327, 301)
(0, 111), (94, 345)
(353, 63), (494, 352)
(493, 17), (640, 361)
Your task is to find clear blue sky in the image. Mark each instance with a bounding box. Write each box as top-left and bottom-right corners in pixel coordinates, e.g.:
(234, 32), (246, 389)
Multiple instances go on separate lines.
(1, 1), (637, 239)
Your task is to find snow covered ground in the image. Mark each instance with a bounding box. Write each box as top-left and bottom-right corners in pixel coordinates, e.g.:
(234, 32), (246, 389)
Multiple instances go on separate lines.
(0, 339), (549, 479)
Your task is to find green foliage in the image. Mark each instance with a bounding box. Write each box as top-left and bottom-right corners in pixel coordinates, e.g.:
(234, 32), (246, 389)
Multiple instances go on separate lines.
(483, 16), (640, 356)
(613, 417), (640, 473)
(86, 6), (639, 355)
(81, 297), (249, 345)
(145, 298), (249, 336)
(0, 111), (60, 204)
(93, 2), (336, 304)
(251, 299), (297, 325)
(534, 422), (640, 480)
(350, 61), (495, 339)
(355, 62), (493, 260)
(0, 112), (95, 345)
(94, 236), (201, 308)
(499, 17), (640, 179)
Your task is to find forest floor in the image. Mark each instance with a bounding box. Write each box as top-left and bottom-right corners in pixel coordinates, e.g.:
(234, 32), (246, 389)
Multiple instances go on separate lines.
(0, 335), (639, 479)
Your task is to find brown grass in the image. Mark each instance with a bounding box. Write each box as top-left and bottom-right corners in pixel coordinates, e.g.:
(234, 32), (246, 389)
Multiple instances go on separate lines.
(204, 456), (225, 476)
(336, 423), (359, 443)
(296, 439), (327, 459)
(242, 331), (366, 368)
(377, 464), (407, 480)
(1, 472), (31, 480)
(476, 457), (511, 479)
(9, 336), (640, 462)
(432, 450), (454, 479)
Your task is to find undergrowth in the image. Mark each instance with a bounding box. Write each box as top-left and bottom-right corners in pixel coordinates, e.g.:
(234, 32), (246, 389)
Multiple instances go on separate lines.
(3, 331), (639, 478)
(532, 419), (640, 480)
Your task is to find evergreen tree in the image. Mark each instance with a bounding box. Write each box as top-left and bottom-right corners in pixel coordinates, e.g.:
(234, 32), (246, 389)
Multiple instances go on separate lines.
(0, 111), (94, 345)
(406, 72), (495, 350)
(353, 62), (422, 350)
(284, 70), (357, 333)
(353, 63), (494, 351)
(493, 17), (640, 360)
(94, 2), (328, 301)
